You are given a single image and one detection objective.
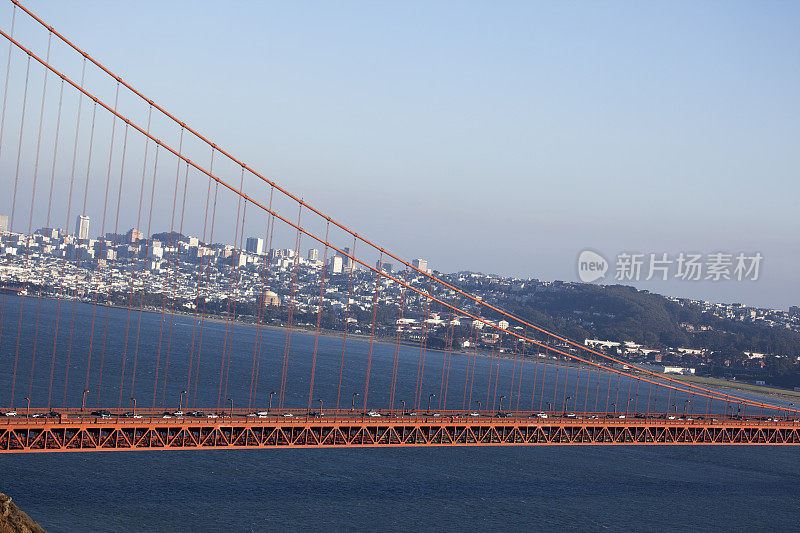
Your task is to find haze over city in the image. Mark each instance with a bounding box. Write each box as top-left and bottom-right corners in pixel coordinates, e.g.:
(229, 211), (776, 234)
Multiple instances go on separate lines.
(1, 1), (797, 310)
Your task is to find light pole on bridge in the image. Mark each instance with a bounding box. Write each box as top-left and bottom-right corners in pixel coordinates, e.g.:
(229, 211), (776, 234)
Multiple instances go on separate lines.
(178, 389), (188, 412)
(81, 389), (89, 413)
(498, 395), (506, 413)
(351, 392), (359, 412)
(130, 397), (136, 417)
(476, 401), (481, 414)
(564, 396), (572, 416)
(227, 398), (233, 418)
(24, 397), (30, 418)
(268, 391), (276, 413)
(400, 400), (406, 415)
(427, 394), (435, 414)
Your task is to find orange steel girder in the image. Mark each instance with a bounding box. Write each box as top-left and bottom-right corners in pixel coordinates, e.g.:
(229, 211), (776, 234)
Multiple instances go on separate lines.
(1, 417), (799, 452)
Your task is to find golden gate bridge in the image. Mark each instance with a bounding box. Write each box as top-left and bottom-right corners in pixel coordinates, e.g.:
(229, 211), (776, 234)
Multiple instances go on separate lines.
(0, 0), (797, 453)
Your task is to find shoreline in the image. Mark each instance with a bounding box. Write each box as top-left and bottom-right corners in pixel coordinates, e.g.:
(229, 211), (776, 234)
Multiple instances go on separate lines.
(7, 293), (796, 407)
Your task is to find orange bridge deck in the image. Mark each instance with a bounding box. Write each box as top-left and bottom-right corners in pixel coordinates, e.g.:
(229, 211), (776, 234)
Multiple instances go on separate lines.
(2, 415), (799, 452)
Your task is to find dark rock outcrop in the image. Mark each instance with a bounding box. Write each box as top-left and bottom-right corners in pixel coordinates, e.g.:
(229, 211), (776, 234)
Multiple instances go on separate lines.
(0, 494), (45, 533)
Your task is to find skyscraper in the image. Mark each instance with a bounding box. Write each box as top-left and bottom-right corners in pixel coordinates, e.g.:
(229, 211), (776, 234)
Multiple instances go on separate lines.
(343, 246), (354, 272)
(0, 214), (8, 233)
(307, 248), (319, 261)
(75, 215), (90, 240)
(245, 237), (264, 255)
(412, 258), (428, 272)
(328, 255), (343, 274)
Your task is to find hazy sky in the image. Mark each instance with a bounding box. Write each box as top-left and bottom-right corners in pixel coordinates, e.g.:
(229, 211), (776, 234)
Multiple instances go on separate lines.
(4, 1), (800, 309)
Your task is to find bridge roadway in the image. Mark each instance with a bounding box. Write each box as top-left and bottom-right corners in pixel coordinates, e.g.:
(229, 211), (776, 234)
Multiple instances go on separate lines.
(1, 408), (799, 452)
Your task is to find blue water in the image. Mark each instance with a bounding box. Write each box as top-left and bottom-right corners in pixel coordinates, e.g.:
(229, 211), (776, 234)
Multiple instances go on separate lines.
(1, 295), (798, 531)
(2, 447), (799, 531)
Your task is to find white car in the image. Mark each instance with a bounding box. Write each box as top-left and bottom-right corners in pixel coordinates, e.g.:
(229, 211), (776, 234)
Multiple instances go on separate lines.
(206, 413), (219, 419)
(366, 411), (381, 418)
(282, 413), (294, 418)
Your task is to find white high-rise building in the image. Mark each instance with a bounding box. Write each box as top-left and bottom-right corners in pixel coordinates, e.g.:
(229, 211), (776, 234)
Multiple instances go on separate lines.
(0, 214), (8, 233)
(75, 215), (90, 240)
(245, 237), (264, 255)
(328, 255), (343, 274)
(412, 258), (428, 272)
(307, 248), (319, 261)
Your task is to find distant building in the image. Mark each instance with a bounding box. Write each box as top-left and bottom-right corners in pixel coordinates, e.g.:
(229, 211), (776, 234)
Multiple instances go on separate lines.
(307, 248), (319, 261)
(412, 258), (428, 272)
(663, 366), (695, 375)
(0, 214), (8, 233)
(342, 247), (354, 272)
(36, 227), (59, 239)
(328, 255), (343, 274)
(584, 339), (621, 349)
(126, 228), (144, 243)
(261, 290), (280, 307)
(245, 237), (264, 255)
(376, 260), (392, 273)
(75, 215), (90, 240)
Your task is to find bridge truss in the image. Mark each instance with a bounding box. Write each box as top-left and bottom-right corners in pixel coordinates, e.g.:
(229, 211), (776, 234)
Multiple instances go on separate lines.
(0, 0), (797, 452)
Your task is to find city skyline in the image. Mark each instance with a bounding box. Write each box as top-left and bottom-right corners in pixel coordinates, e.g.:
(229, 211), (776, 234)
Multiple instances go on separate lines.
(2, 217), (797, 316)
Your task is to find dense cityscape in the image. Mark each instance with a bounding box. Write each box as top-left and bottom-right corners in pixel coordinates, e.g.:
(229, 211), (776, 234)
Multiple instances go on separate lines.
(2, 213), (799, 389)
